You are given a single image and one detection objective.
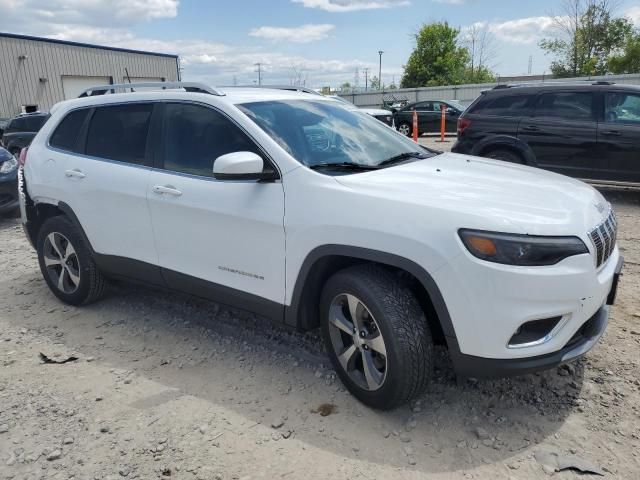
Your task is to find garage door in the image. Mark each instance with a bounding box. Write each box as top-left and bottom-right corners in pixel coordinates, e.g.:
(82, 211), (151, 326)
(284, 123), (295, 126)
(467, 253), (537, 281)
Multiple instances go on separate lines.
(61, 76), (111, 99)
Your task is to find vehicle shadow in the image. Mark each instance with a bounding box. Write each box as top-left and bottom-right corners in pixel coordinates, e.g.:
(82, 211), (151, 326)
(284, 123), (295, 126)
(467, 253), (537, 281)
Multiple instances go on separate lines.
(0, 216), (20, 232)
(2, 269), (585, 474)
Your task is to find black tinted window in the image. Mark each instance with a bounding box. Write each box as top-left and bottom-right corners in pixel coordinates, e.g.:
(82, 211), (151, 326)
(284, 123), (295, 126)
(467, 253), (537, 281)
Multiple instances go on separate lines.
(86, 104), (153, 164)
(7, 118), (25, 132)
(25, 115), (48, 131)
(470, 94), (532, 116)
(535, 92), (593, 121)
(50, 109), (89, 152)
(163, 103), (260, 178)
(605, 92), (640, 124)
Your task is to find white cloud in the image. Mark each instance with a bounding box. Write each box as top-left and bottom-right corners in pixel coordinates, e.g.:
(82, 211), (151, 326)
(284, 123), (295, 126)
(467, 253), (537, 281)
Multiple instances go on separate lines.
(249, 24), (335, 43)
(479, 16), (556, 45)
(292, 0), (409, 12)
(0, 0), (403, 87)
(627, 6), (640, 26)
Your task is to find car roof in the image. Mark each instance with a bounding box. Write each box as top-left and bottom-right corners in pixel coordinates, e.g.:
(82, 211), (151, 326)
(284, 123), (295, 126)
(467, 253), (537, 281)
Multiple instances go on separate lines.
(483, 82), (640, 96)
(50, 86), (338, 115)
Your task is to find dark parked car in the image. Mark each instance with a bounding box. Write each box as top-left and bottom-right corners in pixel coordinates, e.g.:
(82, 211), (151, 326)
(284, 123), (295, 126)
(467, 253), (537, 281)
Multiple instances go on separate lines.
(452, 82), (640, 185)
(0, 112), (49, 157)
(0, 146), (19, 216)
(393, 100), (464, 136)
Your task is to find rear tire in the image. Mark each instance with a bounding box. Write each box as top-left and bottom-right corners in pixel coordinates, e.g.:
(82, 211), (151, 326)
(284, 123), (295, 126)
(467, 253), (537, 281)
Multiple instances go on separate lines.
(484, 149), (524, 164)
(320, 264), (433, 410)
(36, 216), (107, 305)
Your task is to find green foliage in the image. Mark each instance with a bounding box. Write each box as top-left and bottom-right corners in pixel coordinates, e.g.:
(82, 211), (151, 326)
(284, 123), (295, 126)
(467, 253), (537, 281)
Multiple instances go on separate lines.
(608, 32), (640, 74)
(539, 1), (635, 77)
(369, 76), (380, 89)
(401, 22), (470, 88)
(464, 65), (496, 84)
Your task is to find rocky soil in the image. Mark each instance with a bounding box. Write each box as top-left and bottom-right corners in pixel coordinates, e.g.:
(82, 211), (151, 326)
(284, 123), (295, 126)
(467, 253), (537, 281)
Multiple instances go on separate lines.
(0, 190), (639, 480)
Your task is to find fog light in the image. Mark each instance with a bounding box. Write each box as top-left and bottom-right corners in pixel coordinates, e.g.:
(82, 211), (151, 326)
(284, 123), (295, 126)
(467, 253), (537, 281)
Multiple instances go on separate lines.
(508, 316), (565, 348)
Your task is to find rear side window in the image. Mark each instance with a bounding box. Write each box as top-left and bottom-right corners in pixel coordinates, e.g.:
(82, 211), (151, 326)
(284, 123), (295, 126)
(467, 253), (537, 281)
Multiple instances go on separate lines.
(24, 115), (48, 131)
(469, 94), (533, 116)
(86, 103), (153, 165)
(50, 109), (89, 152)
(162, 103), (260, 178)
(534, 92), (594, 121)
(6, 118), (24, 132)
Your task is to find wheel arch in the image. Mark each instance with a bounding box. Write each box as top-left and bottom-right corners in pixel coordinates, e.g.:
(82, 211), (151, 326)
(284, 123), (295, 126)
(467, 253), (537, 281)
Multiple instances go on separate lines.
(286, 245), (457, 347)
(472, 135), (537, 165)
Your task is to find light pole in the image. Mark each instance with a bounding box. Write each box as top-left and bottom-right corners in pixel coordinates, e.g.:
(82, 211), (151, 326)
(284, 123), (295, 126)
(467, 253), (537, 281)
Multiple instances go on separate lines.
(363, 68), (369, 91)
(254, 62), (262, 86)
(378, 50), (384, 90)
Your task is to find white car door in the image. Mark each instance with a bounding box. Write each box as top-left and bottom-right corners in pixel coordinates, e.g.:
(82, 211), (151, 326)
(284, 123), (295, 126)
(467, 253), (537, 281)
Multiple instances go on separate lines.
(51, 103), (158, 266)
(146, 102), (286, 312)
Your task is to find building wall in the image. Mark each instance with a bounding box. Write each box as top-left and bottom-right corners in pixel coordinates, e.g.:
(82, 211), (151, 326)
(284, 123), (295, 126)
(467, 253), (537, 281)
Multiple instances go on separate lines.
(0, 34), (179, 118)
(339, 73), (640, 108)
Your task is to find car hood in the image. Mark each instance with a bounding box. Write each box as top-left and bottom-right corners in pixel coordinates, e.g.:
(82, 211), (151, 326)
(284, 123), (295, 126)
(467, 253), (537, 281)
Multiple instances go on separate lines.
(334, 153), (609, 236)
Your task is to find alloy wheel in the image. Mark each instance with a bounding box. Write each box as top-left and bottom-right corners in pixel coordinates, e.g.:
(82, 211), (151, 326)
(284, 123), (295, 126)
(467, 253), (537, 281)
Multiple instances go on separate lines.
(327, 293), (388, 391)
(43, 232), (81, 294)
(398, 124), (411, 136)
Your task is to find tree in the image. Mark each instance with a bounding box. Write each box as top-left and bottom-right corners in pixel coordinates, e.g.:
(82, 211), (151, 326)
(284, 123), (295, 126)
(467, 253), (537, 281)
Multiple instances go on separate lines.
(369, 76), (380, 90)
(462, 23), (498, 83)
(539, 0), (633, 77)
(340, 81), (352, 93)
(608, 31), (640, 73)
(401, 22), (469, 88)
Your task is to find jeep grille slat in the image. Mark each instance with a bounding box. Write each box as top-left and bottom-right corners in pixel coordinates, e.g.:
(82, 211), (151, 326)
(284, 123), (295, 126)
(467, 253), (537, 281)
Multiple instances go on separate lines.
(588, 209), (617, 268)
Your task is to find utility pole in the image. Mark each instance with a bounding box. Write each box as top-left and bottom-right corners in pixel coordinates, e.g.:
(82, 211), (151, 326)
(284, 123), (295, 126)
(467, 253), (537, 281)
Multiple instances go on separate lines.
(378, 50), (384, 90)
(363, 68), (369, 91)
(528, 55), (533, 75)
(254, 62), (262, 86)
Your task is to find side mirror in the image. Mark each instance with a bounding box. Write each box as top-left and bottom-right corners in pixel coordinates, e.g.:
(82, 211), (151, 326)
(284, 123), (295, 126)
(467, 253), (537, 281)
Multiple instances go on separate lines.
(213, 151), (278, 181)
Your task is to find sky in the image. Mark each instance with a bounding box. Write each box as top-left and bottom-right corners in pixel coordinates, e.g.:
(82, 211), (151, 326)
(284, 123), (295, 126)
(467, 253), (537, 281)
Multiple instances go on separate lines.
(1, 0), (639, 89)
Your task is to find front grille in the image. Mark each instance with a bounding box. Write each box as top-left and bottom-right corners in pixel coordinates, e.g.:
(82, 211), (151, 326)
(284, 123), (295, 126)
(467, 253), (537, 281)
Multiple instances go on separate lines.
(588, 209), (617, 268)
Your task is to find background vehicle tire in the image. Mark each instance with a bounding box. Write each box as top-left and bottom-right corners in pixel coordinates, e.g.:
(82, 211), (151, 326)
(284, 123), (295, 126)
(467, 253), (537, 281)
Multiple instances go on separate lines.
(36, 215), (107, 306)
(397, 122), (412, 137)
(484, 149), (524, 164)
(320, 264), (433, 410)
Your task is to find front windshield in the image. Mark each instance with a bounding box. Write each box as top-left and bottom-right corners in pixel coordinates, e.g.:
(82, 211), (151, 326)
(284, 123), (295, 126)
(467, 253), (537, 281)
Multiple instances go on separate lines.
(238, 100), (435, 169)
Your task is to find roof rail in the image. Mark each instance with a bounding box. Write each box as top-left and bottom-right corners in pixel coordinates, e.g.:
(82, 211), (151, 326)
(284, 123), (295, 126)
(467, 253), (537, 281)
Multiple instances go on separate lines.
(492, 80), (617, 90)
(222, 84), (322, 96)
(78, 81), (225, 98)
(592, 81), (615, 85)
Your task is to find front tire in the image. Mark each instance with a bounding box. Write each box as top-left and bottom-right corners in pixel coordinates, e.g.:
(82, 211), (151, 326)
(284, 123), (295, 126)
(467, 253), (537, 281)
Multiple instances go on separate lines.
(320, 265), (433, 409)
(36, 216), (107, 305)
(397, 122), (412, 137)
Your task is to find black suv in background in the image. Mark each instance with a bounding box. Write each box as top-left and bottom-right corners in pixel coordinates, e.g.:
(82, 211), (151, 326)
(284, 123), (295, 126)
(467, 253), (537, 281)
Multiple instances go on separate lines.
(452, 82), (640, 184)
(393, 100), (464, 137)
(0, 112), (50, 157)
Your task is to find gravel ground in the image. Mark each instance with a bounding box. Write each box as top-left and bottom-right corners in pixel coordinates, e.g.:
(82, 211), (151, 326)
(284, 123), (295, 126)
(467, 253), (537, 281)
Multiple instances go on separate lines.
(0, 189), (639, 480)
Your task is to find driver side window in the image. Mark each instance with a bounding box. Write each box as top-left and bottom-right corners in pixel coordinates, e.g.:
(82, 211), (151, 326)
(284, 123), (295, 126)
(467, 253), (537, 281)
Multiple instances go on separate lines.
(162, 103), (261, 178)
(605, 92), (640, 124)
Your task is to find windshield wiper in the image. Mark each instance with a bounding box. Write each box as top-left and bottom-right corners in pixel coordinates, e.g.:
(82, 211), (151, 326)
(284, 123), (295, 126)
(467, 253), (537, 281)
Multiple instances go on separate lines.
(308, 162), (380, 171)
(377, 151), (428, 167)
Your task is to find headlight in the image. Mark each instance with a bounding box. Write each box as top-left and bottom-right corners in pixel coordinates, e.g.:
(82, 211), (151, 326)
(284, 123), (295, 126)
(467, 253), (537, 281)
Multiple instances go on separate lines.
(459, 229), (588, 266)
(0, 157), (18, 174)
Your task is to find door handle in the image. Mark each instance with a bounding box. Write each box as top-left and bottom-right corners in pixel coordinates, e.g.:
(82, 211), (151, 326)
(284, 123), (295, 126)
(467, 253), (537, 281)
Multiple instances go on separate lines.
(64, 169), (86, 179)
(601, 130), (622, 136)
(152, 185), (182, 196)
(521, 125), (540, 132)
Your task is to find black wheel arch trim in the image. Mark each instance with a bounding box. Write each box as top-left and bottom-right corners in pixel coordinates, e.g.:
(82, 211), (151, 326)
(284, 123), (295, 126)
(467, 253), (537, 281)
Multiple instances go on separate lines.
(285, 244), (458, 342)
(471, 135), (537, 165)
(57, 202), (96, 254)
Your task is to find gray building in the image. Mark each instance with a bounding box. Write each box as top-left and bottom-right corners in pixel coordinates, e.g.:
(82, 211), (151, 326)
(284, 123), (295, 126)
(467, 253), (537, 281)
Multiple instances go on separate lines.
(1, 32), (179, 118)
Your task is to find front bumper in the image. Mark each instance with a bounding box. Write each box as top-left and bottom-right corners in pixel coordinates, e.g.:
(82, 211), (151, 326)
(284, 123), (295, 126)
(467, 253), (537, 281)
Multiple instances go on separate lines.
(449, 302), (610, 378)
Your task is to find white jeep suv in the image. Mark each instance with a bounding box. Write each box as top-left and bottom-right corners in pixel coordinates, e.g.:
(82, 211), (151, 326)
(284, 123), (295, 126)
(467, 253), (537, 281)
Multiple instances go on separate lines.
(19, 82), (623, 409)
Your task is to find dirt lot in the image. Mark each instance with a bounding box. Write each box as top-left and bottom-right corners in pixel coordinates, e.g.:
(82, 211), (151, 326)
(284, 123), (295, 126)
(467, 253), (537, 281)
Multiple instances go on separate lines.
(1, 189), (639, 480)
